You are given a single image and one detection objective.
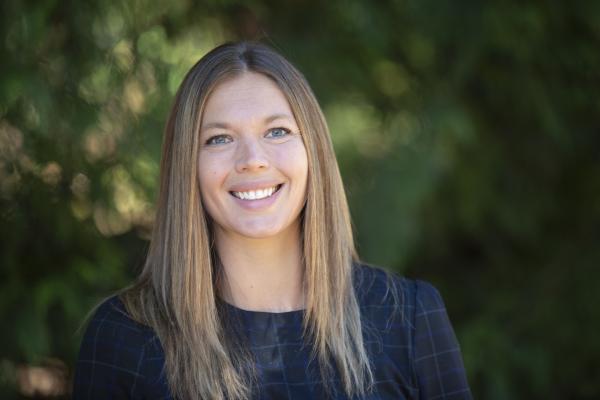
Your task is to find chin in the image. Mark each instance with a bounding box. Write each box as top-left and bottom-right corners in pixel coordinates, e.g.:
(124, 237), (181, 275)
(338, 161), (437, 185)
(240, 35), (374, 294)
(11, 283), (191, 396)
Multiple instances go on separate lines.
(237, 226), (285, 239)
(232, 219), (293, 239)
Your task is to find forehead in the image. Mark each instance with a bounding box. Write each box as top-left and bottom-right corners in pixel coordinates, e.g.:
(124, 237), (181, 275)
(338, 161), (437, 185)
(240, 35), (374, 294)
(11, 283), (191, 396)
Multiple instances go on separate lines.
(201, 72), (295, 125)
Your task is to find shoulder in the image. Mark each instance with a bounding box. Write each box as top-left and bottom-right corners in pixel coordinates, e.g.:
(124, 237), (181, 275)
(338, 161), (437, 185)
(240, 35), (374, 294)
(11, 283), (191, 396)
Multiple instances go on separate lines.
(352, 261), (442, 310)
(413, 279), (447, 312)
(352, 261), (456, 335)
(73, 295), (165, 399)
(352, 261), (401, 300)
(354, 264), (472, 398)
(80, 295), (157, 346)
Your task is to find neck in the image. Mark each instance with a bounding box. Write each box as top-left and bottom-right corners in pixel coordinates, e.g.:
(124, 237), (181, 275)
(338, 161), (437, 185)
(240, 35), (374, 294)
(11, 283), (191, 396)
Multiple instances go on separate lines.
(214, 221), (305, 313)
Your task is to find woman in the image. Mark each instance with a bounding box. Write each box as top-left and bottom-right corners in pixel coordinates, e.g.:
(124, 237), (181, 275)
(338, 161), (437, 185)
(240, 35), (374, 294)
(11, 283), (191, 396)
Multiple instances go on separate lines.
(73, 42), (472, 399)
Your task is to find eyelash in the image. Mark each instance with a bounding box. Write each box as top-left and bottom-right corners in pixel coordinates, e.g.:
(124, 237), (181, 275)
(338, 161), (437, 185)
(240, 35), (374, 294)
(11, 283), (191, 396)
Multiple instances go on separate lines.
(205, 127), (292, 146)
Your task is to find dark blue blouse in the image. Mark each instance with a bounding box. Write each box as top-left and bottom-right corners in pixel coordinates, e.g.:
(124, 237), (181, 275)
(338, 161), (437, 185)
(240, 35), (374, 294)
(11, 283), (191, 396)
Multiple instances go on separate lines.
(73, 264), (472, 399)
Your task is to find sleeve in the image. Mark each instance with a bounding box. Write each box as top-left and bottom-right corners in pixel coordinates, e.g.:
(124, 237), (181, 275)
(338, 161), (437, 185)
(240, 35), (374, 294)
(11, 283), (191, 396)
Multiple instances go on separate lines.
(72, 297), (150, 399)
(413, 281), (473, 400)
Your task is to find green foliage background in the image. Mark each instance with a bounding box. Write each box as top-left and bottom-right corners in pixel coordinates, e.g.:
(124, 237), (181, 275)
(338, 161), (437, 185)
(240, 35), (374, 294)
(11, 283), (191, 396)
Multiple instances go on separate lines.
(1, 0), (599, 398)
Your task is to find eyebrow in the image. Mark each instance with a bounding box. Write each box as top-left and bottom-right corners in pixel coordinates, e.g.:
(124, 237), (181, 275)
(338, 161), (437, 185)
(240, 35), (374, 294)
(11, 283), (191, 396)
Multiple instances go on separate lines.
(201, 113), (295, 131)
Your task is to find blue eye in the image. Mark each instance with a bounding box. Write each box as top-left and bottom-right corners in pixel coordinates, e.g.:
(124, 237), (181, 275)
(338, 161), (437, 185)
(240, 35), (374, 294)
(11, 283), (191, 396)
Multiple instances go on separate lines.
(206, 135), (232, 145)
(265, 128), (291, 138)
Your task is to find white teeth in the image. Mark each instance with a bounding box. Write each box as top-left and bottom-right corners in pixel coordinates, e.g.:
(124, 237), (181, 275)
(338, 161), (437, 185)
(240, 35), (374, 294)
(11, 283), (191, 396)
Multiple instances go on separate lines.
(232, 185), (279, 200)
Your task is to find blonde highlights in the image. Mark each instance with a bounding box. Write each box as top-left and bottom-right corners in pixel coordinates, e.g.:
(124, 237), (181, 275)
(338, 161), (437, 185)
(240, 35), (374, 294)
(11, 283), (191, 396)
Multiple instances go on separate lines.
(120, 42), (373, 399)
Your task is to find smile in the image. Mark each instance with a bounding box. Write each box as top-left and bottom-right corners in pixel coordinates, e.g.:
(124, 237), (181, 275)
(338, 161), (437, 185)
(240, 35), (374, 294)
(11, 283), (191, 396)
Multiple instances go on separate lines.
(230, 184), (283, 200)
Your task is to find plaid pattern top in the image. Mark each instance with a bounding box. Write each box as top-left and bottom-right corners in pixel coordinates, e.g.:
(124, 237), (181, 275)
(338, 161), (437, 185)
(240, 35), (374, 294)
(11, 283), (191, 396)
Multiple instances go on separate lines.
(73, 264), (472, 399)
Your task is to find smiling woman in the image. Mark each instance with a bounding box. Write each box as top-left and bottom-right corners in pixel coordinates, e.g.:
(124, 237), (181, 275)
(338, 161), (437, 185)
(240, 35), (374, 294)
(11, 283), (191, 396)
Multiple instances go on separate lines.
(72, 42), (472, 399)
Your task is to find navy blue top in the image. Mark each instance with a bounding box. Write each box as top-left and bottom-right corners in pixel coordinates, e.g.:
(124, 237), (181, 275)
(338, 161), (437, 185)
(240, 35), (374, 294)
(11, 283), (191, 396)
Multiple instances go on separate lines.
(73, 264), (472, 399)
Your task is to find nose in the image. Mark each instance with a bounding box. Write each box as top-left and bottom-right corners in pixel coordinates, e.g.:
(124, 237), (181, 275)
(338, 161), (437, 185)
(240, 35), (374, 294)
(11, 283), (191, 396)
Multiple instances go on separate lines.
(235, 136), (270, 173)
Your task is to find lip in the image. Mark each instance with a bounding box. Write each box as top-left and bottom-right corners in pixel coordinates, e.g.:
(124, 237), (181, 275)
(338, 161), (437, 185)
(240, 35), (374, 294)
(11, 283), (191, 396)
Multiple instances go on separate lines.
(229, 183), (284, 211)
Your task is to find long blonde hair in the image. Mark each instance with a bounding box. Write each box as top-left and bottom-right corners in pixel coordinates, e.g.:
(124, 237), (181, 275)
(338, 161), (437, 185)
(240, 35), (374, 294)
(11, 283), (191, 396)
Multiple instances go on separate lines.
(120, 41), (373, 399)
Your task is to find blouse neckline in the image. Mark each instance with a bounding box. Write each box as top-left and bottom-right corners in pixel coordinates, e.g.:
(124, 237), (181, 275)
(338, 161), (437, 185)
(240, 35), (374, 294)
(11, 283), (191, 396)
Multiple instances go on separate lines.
(217, 297), (305, 327)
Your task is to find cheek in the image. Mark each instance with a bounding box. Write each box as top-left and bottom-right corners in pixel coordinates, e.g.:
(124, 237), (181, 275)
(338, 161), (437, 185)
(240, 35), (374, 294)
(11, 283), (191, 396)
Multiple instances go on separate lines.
(295, 145), (309, 182)
(276, 143), (309, 191)
(197, 155), (227, 200)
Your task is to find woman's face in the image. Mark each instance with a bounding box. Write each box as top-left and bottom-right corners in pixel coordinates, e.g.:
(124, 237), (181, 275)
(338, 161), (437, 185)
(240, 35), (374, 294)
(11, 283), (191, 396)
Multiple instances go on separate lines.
(197, 72), (309, 240)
